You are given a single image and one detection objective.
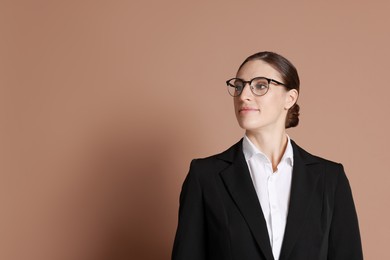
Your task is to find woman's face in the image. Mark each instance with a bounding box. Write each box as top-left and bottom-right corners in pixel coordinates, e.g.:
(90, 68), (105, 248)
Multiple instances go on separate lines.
(234, 60), (297, 133)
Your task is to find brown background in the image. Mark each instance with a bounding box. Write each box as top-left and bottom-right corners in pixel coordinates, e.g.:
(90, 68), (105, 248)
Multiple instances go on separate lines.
(1, 0), (389, 259)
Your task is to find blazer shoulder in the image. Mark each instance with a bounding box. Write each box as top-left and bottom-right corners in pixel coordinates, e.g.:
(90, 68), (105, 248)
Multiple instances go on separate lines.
(188, 139), (242, 177)
(192, 139), (241, 163)
(292, 140), (342, 166)
(292, 140), (346, 184)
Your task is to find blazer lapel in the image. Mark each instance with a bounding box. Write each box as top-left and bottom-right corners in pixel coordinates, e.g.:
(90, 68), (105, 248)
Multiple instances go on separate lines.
(218, 140), (274, 260)
(279, 141), (322, 260)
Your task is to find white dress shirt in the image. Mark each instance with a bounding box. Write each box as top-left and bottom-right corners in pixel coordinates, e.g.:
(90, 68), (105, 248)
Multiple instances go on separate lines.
(242, 135), (294, 260)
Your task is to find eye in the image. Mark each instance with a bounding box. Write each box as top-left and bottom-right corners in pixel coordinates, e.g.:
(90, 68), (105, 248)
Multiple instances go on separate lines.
(253, 83), (267, 90)
(235, 85), (244, 92)
(250, 78), (270, 95)
(233, 80), (244, 91)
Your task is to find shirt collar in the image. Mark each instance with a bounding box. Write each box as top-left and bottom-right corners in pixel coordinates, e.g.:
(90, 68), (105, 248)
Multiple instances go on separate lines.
(242, 134), (294, 166)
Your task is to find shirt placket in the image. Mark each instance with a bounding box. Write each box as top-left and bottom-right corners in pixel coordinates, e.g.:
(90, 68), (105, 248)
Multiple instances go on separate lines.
(268, 169), (282, 259)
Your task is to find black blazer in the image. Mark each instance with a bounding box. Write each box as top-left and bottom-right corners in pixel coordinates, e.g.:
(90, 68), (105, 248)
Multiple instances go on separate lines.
(172, 139), (363, 260)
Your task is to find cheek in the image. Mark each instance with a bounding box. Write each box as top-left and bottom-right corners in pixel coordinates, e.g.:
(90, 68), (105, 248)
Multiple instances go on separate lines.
(266, 92), (287, 108)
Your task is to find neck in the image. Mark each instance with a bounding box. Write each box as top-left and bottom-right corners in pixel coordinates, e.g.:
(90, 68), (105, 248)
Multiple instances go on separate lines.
(245, 129), (288, 172)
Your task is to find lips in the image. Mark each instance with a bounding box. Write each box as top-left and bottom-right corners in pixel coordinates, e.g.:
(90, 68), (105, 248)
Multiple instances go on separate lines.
(238, 107), (260, 113)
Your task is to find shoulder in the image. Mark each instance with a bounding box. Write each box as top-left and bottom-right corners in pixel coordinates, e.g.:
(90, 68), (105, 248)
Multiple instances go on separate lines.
(186, 139), (242, 178)
(291, 140), (347, 183)
(291, 139), (343, 166)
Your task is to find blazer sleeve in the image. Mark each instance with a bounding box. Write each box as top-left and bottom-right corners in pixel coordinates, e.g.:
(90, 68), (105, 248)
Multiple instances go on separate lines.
(328, 164), (363, 259)
(172, 160), (207, 260)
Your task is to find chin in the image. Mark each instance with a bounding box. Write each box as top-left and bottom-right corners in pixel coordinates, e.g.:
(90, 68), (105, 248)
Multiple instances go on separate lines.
(237, 120), (264, 131)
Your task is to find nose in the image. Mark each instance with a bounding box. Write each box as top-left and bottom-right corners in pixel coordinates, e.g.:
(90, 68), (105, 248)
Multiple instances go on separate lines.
(238, 82), (253, 100)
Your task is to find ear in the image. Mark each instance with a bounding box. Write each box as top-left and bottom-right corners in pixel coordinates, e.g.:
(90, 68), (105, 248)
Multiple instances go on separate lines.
(285, 89), (299, 109)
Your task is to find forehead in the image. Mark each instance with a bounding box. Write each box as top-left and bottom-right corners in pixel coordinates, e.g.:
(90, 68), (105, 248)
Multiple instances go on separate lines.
(237, 60), (283, 82)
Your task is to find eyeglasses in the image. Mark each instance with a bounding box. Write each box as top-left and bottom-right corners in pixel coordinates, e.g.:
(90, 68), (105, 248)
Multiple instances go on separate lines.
(226, 77), (286, 97)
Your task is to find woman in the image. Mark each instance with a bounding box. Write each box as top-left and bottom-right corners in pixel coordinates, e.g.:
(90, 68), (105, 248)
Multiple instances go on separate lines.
(172, 51), (363, 260)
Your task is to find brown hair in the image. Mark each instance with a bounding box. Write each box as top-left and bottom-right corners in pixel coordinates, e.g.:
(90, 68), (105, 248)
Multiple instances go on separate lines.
(238, 51), (300, 128)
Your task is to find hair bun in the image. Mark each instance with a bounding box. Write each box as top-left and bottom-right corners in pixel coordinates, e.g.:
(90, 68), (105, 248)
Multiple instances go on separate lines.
(286, 103), (300, 128)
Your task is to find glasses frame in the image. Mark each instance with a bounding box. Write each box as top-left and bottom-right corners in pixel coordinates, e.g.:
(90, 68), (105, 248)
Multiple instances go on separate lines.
(226, 76), (286, 97)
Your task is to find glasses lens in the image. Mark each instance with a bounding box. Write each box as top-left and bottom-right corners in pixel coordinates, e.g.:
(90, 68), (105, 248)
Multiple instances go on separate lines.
(251, 78), (269, 96)
(227, 79), (244, 96)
